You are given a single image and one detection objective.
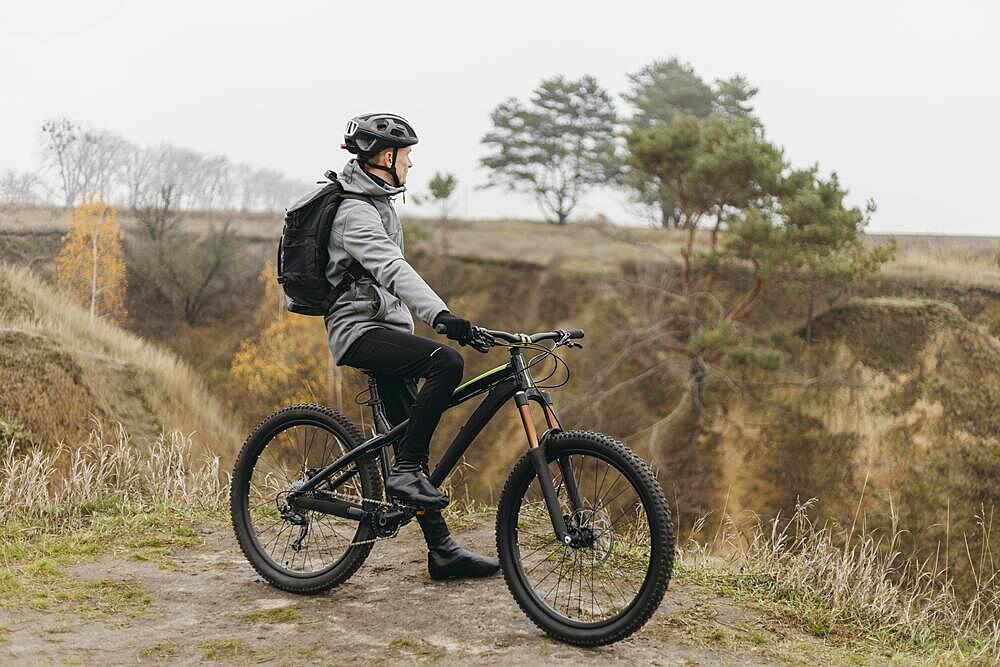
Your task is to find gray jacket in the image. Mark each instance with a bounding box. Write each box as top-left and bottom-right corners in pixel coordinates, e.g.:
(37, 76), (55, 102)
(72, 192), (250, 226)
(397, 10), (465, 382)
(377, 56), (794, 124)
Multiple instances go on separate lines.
(323, 158), (449, 365)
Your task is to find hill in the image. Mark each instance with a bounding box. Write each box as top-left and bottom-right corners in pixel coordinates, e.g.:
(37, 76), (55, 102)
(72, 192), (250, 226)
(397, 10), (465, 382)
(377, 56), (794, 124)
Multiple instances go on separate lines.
(0, 263), (239, 460)
(648, 298), (1000, 590)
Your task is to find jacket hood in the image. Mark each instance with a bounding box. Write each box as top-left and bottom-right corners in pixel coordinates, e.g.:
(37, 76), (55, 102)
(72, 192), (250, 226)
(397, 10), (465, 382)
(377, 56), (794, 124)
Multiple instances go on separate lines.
(339, 158), (406, 197)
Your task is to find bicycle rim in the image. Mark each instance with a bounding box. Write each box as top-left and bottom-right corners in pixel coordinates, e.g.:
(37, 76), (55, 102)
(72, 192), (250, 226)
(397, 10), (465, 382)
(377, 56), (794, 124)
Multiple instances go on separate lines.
(511, 448), (655, 627)
(242, 418), (374, 578)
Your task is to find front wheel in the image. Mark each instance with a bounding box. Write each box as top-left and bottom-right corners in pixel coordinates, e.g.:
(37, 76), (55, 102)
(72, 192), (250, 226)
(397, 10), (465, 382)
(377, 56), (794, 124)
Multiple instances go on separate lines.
(496, 430), (674, 646)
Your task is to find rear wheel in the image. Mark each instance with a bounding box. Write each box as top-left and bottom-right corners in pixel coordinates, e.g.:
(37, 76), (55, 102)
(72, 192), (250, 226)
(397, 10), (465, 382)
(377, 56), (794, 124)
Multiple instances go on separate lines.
(230, 403), (383, 594)
(496, 430), (674, 646)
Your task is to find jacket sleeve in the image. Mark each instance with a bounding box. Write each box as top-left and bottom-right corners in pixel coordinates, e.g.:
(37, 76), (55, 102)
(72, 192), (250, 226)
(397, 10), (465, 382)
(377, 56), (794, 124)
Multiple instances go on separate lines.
(340, 202), (448, 327)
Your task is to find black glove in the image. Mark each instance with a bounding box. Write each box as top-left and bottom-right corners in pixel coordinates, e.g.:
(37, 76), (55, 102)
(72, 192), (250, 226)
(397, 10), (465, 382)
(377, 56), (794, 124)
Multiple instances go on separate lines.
(433, 311), (473, 345)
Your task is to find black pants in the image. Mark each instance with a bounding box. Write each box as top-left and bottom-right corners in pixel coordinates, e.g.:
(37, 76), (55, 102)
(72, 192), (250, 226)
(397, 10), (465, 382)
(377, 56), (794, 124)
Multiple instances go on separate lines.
(340, 327), (465, 548)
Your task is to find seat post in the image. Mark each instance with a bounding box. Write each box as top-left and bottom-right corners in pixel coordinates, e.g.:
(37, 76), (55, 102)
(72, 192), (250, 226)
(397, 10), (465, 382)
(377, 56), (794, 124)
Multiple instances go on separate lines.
(362, 370), (392, 436)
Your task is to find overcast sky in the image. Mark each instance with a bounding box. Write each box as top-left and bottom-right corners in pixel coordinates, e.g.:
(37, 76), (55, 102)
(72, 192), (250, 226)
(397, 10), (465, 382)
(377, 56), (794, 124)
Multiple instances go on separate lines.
(2, 1), (997, 234)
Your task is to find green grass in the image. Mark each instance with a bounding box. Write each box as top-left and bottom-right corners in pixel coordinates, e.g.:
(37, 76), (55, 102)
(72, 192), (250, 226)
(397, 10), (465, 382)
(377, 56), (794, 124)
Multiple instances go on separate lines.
(677, 562), (985, 665)
(388, 637), (447, 658)
(1, 554), (151, 619)
(199, 638), (251, 662)
(140, 640), (179, 659)
(0, 497), (223, 620)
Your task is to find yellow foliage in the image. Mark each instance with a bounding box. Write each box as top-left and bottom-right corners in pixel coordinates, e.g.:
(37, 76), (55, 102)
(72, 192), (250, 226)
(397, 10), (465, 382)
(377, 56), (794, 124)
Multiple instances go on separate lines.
(55, 200), (127, 324)
(229, 310), (331, 412)
(256, 260), (284, 327)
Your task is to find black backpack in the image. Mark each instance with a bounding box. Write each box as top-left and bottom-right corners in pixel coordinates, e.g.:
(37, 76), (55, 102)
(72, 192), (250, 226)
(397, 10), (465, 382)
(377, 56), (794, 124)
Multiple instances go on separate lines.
(276, 170), (377, 316)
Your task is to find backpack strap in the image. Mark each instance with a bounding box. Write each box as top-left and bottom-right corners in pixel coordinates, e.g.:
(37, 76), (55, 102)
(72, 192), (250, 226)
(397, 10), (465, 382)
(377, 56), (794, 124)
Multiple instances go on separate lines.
(323, 192), (380, 315)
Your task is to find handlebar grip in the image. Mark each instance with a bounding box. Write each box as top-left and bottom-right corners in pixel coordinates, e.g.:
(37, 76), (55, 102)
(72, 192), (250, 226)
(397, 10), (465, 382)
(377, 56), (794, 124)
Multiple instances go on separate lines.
(567, 329), (585, 339)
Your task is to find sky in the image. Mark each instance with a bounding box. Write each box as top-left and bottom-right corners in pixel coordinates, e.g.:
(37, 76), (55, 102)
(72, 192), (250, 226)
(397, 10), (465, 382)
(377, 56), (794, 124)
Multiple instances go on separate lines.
(1, 0), (997, 234)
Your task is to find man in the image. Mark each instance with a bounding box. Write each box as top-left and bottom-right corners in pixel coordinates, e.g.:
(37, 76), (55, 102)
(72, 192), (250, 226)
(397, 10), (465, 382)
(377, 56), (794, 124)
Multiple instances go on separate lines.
(324, 112), (499, 580)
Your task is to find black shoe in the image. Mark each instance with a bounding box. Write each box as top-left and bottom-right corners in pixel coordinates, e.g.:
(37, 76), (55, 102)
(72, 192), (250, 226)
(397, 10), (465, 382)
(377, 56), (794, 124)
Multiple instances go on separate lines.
(386, 458), (449, 510)
(427, 536), (501, 580)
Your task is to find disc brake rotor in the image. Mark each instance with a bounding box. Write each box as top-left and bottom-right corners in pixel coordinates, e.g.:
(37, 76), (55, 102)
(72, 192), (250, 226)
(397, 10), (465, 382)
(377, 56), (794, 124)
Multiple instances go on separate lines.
(571, 507), (614, 566)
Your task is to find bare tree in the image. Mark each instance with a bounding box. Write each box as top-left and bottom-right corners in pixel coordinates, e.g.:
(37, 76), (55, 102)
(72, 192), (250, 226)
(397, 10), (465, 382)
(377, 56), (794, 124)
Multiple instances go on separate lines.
(134, 184), (182, 241)
(85, 129), (125, 200)
(0, 169), (44, 205)
(40, 118), (124, 207)
(40, 118), (307, 213)
(118, 141), (160, 209)
(41, 118), (85, 208)
(128, 216), (247, 325)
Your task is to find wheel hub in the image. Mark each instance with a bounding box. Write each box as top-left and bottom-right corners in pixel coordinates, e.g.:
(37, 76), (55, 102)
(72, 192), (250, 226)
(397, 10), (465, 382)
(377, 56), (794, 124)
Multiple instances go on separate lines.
(567, 508), (613, 564)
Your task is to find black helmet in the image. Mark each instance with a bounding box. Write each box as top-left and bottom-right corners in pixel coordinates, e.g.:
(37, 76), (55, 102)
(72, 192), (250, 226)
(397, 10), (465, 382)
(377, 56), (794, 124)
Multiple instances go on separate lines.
(343, 113), (418, 158)
(342, 113), (418, 188)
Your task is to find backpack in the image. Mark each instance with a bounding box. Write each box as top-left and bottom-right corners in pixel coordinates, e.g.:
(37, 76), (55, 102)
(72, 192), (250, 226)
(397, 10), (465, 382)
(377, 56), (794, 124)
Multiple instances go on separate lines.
(276, 170), (377, 316)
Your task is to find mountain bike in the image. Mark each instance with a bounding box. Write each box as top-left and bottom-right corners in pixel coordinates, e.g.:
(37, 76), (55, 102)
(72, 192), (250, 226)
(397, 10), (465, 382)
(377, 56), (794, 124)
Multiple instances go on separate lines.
(229, 325), (674, 646)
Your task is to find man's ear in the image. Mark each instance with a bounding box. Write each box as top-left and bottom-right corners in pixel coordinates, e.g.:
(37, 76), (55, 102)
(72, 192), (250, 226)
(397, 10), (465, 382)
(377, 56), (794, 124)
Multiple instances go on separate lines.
(380, 148), (394, 167)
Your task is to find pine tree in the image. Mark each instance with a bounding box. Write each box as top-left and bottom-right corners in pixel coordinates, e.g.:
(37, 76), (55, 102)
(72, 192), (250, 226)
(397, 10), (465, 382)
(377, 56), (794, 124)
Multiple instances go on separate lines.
(481, 74), (619, 224)
(428, 172), (458, 221)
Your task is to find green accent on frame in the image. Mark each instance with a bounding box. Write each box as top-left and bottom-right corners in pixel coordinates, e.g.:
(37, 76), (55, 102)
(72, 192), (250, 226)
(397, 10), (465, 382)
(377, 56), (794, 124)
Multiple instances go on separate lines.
(454, 363), (510, 393)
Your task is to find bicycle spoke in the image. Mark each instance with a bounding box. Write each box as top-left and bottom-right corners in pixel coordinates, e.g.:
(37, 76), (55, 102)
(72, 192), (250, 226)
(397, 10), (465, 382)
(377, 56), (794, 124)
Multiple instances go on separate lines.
(245, 421), (371, 576)
(514, 448), (654, 626)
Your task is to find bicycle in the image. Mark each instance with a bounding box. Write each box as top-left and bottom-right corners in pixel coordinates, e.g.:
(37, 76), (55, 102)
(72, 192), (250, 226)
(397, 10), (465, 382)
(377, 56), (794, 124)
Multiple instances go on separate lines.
(229, 325), (674, 646)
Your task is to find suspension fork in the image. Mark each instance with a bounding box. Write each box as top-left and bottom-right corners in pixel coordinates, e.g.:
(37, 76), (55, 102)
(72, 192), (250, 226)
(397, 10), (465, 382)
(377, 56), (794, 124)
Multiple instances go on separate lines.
(515, 388), (583, 543)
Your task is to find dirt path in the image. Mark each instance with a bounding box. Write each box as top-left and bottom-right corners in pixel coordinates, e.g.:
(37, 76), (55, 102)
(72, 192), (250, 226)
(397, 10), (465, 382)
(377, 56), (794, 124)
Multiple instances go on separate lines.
(1, 518), (857, 666)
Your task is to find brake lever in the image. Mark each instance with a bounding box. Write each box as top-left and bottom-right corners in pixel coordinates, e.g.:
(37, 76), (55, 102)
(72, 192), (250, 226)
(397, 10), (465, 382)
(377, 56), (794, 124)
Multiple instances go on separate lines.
(554, 330), (583, 349)
(468, 328), (494, 354)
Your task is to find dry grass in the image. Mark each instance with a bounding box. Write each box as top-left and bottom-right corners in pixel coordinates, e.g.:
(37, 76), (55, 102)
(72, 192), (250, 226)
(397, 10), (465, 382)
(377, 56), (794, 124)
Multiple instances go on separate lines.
(413, 218), (1000, 294)
(7, 205), (1000, 293)
(0, 423), (224, 619)
(0, 204), (277, 236)
(0, 204), (67, 233)
(877, 234), (1000, 292)
(0, 420), (224, 522)
(0, 263), (240, 460)
(680, 497), (1000, 662)
(405, 216), (693, 276)
(4, 419), (998, 661)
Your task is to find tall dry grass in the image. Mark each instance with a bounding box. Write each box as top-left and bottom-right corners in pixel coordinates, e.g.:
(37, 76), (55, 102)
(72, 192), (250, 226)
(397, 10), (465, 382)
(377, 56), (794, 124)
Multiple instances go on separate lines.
(0, 420), (224, 522)
(0, 263), (240, 458)
(681, 497), (1000, 660)
(880, 234), (1000, 292)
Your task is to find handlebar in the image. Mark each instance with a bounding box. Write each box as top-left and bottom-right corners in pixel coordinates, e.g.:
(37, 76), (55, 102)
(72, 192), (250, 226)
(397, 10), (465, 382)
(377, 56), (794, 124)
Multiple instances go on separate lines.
(476, 327), (584, 344)
(433, 323), (584, 352)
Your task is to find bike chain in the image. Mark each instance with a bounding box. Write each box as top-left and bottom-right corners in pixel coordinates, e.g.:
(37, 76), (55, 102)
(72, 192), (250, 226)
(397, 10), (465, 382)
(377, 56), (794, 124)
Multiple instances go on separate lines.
(320, 488), (411, 547)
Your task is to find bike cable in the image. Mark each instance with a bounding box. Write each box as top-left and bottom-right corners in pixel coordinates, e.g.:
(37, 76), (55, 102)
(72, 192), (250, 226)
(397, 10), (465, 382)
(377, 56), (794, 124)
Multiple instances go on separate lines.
(495, 340), (571, 389)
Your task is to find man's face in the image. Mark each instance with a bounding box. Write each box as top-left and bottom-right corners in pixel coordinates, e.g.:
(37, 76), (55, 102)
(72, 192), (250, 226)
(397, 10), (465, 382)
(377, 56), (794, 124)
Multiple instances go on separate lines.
(392, 146), (413, 185)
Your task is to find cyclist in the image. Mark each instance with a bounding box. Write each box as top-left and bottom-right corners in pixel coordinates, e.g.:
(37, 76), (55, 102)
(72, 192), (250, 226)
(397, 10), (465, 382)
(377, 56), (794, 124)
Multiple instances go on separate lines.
(324, 113), (499, 580)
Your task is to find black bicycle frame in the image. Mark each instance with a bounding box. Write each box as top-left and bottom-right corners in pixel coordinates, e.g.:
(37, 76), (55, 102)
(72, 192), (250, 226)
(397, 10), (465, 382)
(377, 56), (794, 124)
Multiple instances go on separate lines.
(287, 345), (577, 541)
